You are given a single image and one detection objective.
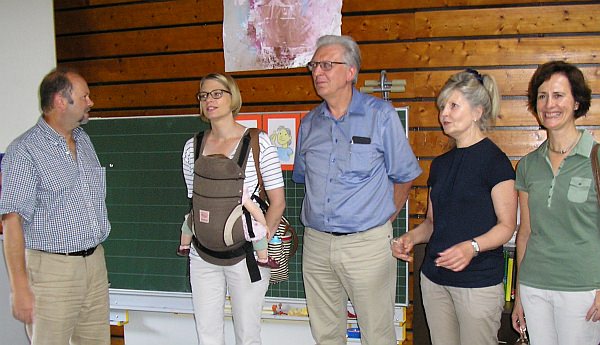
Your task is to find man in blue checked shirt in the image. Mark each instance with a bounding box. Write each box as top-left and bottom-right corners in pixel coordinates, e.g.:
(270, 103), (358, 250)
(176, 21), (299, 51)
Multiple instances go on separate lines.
(293, 35), (421, 345)
(0, 68), (111, 345)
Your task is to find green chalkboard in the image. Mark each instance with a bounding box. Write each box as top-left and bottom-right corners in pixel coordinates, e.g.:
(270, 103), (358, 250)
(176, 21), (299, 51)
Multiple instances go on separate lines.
(85, 109), (409, 305)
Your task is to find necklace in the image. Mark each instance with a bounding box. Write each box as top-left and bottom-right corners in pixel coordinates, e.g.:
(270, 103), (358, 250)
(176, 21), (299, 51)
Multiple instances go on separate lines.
(548, 132), (581, 154)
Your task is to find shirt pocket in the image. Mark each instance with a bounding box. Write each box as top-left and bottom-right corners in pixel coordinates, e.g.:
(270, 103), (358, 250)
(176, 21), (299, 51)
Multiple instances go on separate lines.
(567, 177), (591, 203)
(347, 144), (377, 179)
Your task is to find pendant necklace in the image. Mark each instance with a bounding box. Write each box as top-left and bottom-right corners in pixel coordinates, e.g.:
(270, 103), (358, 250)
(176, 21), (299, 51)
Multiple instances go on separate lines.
(548, 132), (581, 154)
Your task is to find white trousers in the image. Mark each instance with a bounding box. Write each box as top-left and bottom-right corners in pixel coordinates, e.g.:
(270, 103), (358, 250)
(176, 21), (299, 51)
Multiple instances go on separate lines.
(189, 250), (270, 345)
(520, 284), (600, 345)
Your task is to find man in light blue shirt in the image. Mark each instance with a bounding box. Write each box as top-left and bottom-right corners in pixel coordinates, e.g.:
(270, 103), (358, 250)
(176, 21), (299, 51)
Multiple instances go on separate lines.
(293, 35), (421, 345)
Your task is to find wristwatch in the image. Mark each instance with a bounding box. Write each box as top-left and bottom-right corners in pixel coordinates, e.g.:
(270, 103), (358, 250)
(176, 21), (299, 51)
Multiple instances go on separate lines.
(471, 239), (480, 257)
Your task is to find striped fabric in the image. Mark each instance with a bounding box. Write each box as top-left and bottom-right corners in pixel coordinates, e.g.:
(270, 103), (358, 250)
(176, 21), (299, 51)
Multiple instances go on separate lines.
(182, 129), (284, 199)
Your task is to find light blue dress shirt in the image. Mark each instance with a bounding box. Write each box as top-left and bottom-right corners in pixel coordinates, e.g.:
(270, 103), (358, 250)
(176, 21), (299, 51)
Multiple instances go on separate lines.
(292, 89), (421, 233)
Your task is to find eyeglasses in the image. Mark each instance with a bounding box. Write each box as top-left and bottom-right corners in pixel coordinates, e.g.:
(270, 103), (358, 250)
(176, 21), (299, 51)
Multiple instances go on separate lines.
(196, 89), (231, 102)
(306, 61), (347, 72)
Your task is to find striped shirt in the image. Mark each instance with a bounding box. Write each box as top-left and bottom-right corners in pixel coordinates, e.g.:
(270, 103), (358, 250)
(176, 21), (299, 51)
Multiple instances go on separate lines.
(0, 117), (110, 252)
(182, 130), (284, 198)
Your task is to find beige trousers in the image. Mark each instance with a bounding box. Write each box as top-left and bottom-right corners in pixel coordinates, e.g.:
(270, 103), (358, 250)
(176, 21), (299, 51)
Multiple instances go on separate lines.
(420, 272), (504, 345)
(303, 222), (397, 345)
(25, 245), (110, 345)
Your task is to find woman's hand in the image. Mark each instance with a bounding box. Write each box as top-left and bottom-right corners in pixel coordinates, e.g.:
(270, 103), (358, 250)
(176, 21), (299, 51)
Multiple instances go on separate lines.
(511, 296), (527, 333)
(391, 233), (415, 262)
(586, 290), (600, 322)
(434, 240), (474, 272)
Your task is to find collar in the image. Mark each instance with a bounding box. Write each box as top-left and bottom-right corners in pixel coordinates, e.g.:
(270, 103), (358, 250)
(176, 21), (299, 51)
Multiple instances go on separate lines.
(36, 116), (83, 144)
(540, 129), (596, 158)
(317, 88), (368, 120)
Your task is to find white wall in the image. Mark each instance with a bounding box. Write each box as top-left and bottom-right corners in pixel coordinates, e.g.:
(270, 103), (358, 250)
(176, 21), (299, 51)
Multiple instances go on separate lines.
(0, 0), (56, 151)
(0, 1), (56, 343)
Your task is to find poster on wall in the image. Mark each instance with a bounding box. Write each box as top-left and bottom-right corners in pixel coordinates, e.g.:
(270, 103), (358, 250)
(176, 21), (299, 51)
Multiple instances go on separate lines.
(223, 0), (342, 72)
(236, 114), (262, 129)
(263, 113), (300, 170)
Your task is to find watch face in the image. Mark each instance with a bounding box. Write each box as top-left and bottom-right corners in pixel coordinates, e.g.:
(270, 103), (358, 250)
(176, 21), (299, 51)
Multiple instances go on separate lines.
(471, 239), (480, 255)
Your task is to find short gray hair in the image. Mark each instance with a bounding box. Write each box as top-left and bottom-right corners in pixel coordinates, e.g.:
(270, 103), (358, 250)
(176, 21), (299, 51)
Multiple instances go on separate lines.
(315, 35), (361, 85)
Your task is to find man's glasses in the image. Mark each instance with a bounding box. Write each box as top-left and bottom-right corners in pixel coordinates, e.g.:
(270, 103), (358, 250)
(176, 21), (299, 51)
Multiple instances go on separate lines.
(306, 61), (347, 72)
(196, 89), (231, 102)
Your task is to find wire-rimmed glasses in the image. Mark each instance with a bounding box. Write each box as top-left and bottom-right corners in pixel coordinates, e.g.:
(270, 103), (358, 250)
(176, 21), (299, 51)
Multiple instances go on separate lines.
(306, 61), (347, 72)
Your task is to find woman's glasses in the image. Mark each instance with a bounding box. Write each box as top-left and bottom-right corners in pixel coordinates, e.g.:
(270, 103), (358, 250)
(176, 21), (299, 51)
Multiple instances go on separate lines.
(196, 89), (231, 102)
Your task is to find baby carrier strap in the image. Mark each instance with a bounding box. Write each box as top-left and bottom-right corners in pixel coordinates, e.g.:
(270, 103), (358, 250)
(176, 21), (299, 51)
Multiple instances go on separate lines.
(191, 236), (261, 283)
(194, 130), (206, 162)
(195, 129), (252, 170)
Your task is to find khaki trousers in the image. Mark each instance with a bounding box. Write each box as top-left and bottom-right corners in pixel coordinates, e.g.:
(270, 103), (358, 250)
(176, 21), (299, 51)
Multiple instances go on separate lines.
(25, 245), (110, 345)
(303, 223), (397, 345)
(420, 273), (503, 345)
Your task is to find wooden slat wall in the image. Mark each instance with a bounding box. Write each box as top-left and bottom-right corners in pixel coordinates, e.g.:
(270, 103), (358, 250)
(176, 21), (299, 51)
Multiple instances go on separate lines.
(53, 1), (600, 344)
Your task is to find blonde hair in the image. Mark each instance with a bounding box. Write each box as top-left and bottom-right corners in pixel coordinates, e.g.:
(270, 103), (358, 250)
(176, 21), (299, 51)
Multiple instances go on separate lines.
(436, 69), (501, 131)
(198, 73), (242, 122)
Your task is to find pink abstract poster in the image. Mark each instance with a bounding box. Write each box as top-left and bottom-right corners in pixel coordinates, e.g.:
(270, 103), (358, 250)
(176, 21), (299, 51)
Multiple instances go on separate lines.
(223, 0), (342, 72)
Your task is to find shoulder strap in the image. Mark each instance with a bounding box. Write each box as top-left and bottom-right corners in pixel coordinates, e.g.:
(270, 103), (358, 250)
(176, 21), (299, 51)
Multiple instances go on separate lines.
(592, 143), (600, 207)
(236, 132), (252, 168)
(248, 128), (267, 200)
(194, 130), (208, 161)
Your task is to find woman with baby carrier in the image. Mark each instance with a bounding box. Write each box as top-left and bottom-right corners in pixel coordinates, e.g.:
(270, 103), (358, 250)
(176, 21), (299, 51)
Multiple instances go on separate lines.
(181, 72), (285, 344)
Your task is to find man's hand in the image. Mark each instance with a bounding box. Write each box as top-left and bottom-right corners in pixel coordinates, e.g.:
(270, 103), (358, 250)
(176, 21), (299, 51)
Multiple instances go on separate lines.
(11, 288), (35, 324)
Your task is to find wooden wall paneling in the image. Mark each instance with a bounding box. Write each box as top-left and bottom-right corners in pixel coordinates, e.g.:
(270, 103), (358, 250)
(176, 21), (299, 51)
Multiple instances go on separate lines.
(341, 0), (595, 13)
(55, 0), (137, 10)
(411, 129), (599, 158)
(403, 100), (600, 128)
(342, 13), (416, 41)
(413, 160), (432, 187)
(85, 63), (595, 98)
(409, 188), (429, 216)
(360, 37), (600, 71)
(458, 0), (594, 6)
(56, 25), (224, 60)
(63, 52), (226, 84)
(415, 4), (600, 38)
(88, 75), (321, 110)
(54, 0), (223, 35)
(410, 129), (550, 157)
(342, 0), (447, 12)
